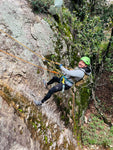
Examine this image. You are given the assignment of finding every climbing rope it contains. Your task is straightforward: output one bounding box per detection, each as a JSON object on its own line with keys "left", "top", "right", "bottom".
{"left": 71, "top": 86, "right": 76, "bottom": 134}
{"left": 0, "top": 29, "right": 60, "bottom": 65}
{"left": 0, "top": 29, "right": 63, "bottom": 75}
{"left": 0, "top": 29, "right": 71, "bottom": 76}
{"left": 0, "top": 29, "right": 71, "bottom": 73}
{"left": 0, "top": 49, "right": 60, "bottom": 74}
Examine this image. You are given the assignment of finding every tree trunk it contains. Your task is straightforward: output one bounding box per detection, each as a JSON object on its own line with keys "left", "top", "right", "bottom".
{"left": 96, "top": 28, "right": 113, "bottom": 73}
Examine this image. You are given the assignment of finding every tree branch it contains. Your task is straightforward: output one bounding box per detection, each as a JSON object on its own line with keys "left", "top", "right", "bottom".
{"left": 96, "top": 28, "right": 113, "bottom": 73}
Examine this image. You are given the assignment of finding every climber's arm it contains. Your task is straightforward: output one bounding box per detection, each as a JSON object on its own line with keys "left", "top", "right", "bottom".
{"left": 60, "top": 65, "right": 84, "bottom": 78}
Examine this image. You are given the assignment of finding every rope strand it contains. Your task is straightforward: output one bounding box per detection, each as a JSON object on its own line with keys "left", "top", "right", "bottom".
{"left": 0, "top": 49, "right": 60, "bottom": 74}
{"left": 0, "top": 29, "right": 60, "bottom": 65}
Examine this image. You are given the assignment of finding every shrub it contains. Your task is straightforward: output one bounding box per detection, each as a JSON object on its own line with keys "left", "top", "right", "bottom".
{"left": 29, "top": 0, "right": 54, "bottom": 13}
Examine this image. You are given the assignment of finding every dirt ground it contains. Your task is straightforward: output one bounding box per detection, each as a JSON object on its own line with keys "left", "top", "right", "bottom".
{"left": 86, "top": 71, "right": 113, "bottom": 124}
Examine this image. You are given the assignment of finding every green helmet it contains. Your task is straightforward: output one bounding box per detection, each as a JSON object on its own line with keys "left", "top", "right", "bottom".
{"left": 81, "top": 56, "right": 90, "bottom": 66}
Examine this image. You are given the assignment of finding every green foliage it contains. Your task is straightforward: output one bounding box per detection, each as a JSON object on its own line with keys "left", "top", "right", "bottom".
{"left": 28, "top": 0, "right": 54, "bottom": 13}
{"left": 48, "top": 6, "right": 106, "bottom": 70}
{"left": 101, "top": 4, "right": 113, "bottom": 28}
{"left": 18, "top": 108, "right": 23, "bottom": 112}
{"left": 76, "top": 16, "right": 105, "bottom": 54}
{"left": 110, "top": 126, "right": 113, "bottom": 134}
{"left": 37, "top": 69, "right": 40, "bottom": 74}
{"left": 87, "top": 0, "right": 113, "bottom": 27}
{"left": 80, "top": 87, "right": 91, "bottom": 110}
{"left": 81, "top": 115, "right": 113, "bottom": 147}
{"left": 105, "top": 40, "right": 113, "bottom": 73}
{"left": 44, "top": 135, "right": 48, "bottom": 144}
{"left": 88, "top": 0, "right": 108, "bottom": 14}
{"left": 32, "top": 122, "right": 37, "bottom": 130}
{"left": 105, "top": 57, "right": 113, "bottom": 72}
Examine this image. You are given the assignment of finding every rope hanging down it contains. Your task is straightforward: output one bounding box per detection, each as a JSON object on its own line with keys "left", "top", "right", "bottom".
{"left": 0, "top": 49, "right": 60, "bottom": 74}
{"left": 0, "top": 29, "right": 60, "bottom": 65}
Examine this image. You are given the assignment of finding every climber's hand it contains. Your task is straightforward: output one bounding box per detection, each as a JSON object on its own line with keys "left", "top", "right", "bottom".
{"left": 55, "top": 62, "right": 61, "bottom": 69}
{"left": 59, "top": 64, "right": 63, "bottom": 68}
{"left": 56, "top": 64, "right": 63, "bottom": 69}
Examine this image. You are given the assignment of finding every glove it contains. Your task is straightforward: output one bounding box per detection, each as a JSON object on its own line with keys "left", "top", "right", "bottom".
{"left": 59, "top": 64, "right": 63, "bottom": 68}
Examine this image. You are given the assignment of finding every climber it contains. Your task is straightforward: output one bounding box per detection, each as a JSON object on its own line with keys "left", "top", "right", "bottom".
{"left": 34, "top": 56, "right": 91, "bottom": 106}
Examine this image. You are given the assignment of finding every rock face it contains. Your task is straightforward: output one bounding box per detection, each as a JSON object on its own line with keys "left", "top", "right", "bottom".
{"left": 0, "top": 0, "right": 55, "bottom": 100}
{"left": 0, "top": 96, "right": 40, "bottom": 150}
{"left": 0, "top": 0, "right": 79, "bottom": 149}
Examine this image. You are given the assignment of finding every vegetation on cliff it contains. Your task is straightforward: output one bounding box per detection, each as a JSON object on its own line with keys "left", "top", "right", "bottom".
{"left": 28, "top": 0, "right": 113, "bottom": 148}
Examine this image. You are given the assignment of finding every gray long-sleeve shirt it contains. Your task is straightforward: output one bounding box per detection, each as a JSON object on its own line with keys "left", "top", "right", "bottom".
{"left": 60, "top": 66, "right": 90, "bottom": 87}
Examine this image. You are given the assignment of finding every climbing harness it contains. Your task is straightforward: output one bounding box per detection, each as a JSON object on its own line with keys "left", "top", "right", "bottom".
{"left": 60, "top": 76, "right": 73, "bottom": 93}
{"left": 60, "top": 76, "right": 66, "bottom": 92}
{"left": 60, "top": 74, "right": 89, "bottom": 92}
{"left": 61, "top": 77, "right": 65, "bottom": 93}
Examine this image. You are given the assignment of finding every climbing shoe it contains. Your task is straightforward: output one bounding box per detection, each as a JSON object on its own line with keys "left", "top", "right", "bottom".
{"left": 43, "top": 79, "right": 48, "bottom": 89}
{"left": 34, "top": 100, "right": 42, "bottom": 106}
